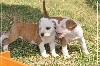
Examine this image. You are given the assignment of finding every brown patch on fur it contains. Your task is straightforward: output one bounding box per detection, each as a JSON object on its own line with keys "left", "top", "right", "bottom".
{"left": 60, "top": 37, "right": 69, "bottom": 47}
{"left": 66, "top": 19, "right": 77, "bottom": 30}
{"left": 3, "top": 19, "right": 42, "bottom": 45}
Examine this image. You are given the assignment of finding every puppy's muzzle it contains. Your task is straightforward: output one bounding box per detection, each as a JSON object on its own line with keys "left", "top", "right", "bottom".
{"left": 41, "top": 33, "right": 51, "bottom": 37}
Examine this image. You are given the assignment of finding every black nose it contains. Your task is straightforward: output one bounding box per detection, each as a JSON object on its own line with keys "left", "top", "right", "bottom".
{"left": 41, "top": 33, "right": 44, "bottom": 36}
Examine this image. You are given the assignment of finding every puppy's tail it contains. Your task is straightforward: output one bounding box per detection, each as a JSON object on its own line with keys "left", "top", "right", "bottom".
{"left": 43, "top": 0, "right": 49, "bottom": 18}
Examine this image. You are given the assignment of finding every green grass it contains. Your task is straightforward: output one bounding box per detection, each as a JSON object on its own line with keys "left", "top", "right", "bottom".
{"left": 1, "top": 0, "right": 100, "bottom": 66}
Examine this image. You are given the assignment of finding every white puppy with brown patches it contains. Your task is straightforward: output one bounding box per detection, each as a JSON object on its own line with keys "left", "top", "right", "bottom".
{"left": 55, "top": 18, "right": 89, "bottom": 58}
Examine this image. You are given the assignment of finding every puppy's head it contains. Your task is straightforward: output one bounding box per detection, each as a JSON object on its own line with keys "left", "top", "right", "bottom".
{"left": 39, "top": 17, "right": 56, "bottom": 37}
{"left": 55, "top": 19, "right": 77, "bottom": 34}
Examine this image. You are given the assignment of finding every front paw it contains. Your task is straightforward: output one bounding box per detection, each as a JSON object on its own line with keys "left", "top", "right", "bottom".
{"left": 42, "top": 53, "right": 50, "bottom": 58}
{"left": 3, "top": 45, "right": 8, "bottom": 51}
{"left": 52, "top": 53, "right": 59, "bottom": 57}
{"left": 83, "top": 50, "right": 90, "bottom": 55}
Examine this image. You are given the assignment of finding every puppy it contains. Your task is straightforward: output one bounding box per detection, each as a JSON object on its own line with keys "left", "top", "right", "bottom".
{"left": 42, "top": 0, "right": 89, "bottom": 58}
{"left": 39, "top": 17, "right": 59, "bottom": 57}
{"left": 55, "top": 18, "right": 89, "bottom": 58}
{"left": 1, "top": 16, "right": 58, "bottom": 57}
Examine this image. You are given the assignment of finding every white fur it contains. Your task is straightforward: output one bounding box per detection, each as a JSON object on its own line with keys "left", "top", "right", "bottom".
{"left": 0, "top": 34, "right": 9, "bottom": 44}
{"left": 49, "top": 42, "right": 59, "bottom": 57}
{"left": 62, "top": 45, "right": 71, "bottom": 59}
{"left": 0, "top": 35, "right": 9, "bottom": 42}
{"left": 0, "top": 34, "right": 9, "bottom": 51}
{"left": 56, "top": 18, "right": 89, "bottom": 58}
{"left": 78, "top": 37, "right": 89, "bottom": 55}
{"left": 3, "top": 44, "right": 8, "bottom": 51}
{"left": 39, "top": 17, "right": 56, "bottom": 37}
{"left": 39, "top": 42, "right": 49, "bottom": 58}
{"left": 39, "top": 17, "right": 58, "bottom": 57}
{"left": 44, "top": 33, "right": 50, "bottom": 36}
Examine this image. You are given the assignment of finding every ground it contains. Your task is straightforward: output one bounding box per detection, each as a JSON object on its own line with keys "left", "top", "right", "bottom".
{"left": 0, "top": 0, "right": 100, "bottom": 66}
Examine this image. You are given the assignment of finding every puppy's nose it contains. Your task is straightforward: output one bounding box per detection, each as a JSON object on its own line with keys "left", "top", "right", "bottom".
{"left": 41, "top": 33, "right": 44, "bottom": 36}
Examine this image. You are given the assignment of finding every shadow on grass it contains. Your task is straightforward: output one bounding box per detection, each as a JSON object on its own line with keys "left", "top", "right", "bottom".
{"left": 1, "top": 3, "right": 44, "bottom": 57}
{"left": 9, "top": 40, "right": 81, "bottom": 58}
{"left": 85, "top": 0, "right": 100, "bottom": 13}
{"left": 9, "top": 39, "right": 40, "bottom": 57}
{"left": 68, "top": 44, "right": 81, "bottom": 54}
{"left": 1, "top": 3, "right": 43, "bottom": 31}
{"left": 56, "top": 43, "right": 81, "bottom": 56}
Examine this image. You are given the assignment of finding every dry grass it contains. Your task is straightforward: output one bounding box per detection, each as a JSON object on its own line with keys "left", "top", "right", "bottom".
{"left": 0, "top": 0, "right": 100, "bottom": 66}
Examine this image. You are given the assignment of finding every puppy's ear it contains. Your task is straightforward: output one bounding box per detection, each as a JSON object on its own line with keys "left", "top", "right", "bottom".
{"left": 66, "top": 19, "right": 77, "bottom": 30}
{"left": 50, "top": 19, "right": 58, "bottom": 25}
{"left": 50, "top": 19, "right": 58, "bottom": 29}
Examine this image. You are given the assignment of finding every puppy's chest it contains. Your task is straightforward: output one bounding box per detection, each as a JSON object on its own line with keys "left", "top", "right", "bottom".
{"left": 42, "top": 34, "right": 55, "bottom": 43}
{"left": 65, "top": 31, "right": 79, "bottom": 40}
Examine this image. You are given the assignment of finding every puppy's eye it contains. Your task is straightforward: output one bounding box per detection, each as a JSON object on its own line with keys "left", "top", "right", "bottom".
{"left": 46, "top": 27, "right": 51, "bottom": 30}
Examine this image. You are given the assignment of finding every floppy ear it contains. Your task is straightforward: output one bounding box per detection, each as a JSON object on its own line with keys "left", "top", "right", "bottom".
{"left": 50, "top": 19, "right": 58, "bottom": 29}
{"left": 66, "top": 19, "right": 77, "bottom": 30}
{"left": 50, "top": 19, "right": 58, "bottom": 25}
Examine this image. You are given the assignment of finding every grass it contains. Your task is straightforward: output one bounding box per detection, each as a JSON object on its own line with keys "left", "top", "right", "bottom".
{"left": 0, "top": 0, "right": 100, "bottom": 66}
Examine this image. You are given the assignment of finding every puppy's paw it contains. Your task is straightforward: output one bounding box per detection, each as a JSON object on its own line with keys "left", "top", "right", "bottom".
{"left": 52, "top": 53, "right": 59, "bottom": 57}
{"left": 42, "top": 53, "right": 50, "bottom": 58}
{"left": 64, "top": 55, "right": 71, "bottom": 59}
{"left": 3, "top": 45, "right": 8, "bottom": 51}
{"left": 83, "top": 50, "right": 90, "bottom": 56}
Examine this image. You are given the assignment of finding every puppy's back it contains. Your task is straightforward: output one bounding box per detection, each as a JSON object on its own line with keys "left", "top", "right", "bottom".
{"left": 17, "top": 23, "right": 42, "bottom": 43}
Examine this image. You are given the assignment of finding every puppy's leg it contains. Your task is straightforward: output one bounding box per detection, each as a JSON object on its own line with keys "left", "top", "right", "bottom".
{"left": 49, "top": 41, "right": 59, "bottom": 57}
{"left": 39, "top": 42, "right": 49, "bottom": 58}
{"left": 3, "top": 33, "right": 18, "bottom": 51}
{"left": 0, "top": 34, "right": 9, "bottom": 50}
{"left": 78, "top": 37, "right": 89, "bottom": 55}
{"left": 62, "top": 45, "right": 71, "bottom": 59}
{"left": 60, "top": 37, "right": 71, "bottom": 59}
{"left": 0, "top": 34, "right": 9, "bottom": 43}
